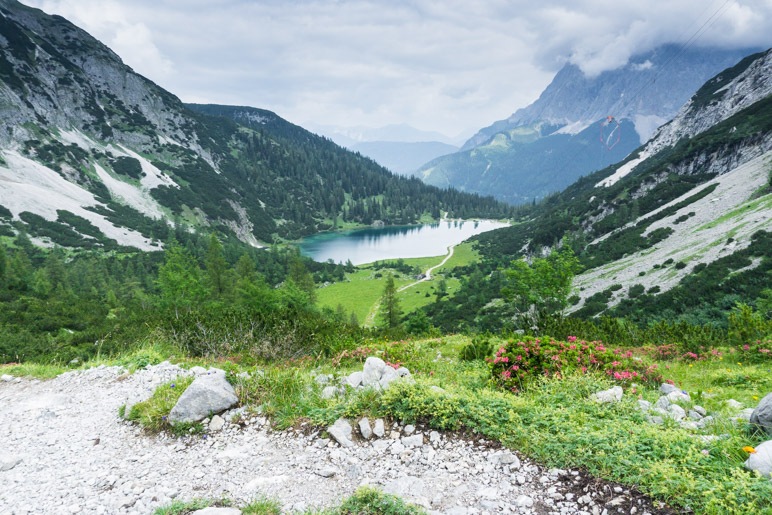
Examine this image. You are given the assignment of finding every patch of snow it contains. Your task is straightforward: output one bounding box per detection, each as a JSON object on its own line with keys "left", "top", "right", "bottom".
{"left": 596, "top": 149, "right": 652, "bottom": 187}
{"left": 92, "top": 163, "right": 165, "bottom": 219}
{"left": 554, "top": 121, "right": 590, "bottom": 135}
{"left": 0, "top": 150, "right": 160, "bottom": 251}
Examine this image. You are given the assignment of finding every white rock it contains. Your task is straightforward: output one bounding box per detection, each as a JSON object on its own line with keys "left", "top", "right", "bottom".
{"left": 208, "top": 415, "right": 225, "bottom": 432}
{"left": 359, "top": 417, "right": 373, "bottom": 439}
{"left": 327, "top": 418, "right": 354, "bottom": 448}
{"left": 592, "top": 386, "right": 623, "bottom": 403}
{"left": 373, "top": 418, "right": 385, "bottom": 438}
{"left": 745, "top": 440, "right": 772, "bottom": 476}
{"left": 402, "top": 434, "right": 423, "bottom": 448}
{"left": 666, "top": 390, "right": 690, "bottom": 403}
{"left": 1, "top": 374, "right": 14, "bottom": 382}
{"left": 725, "top": 399, "right": 743, "bottom": 410}
{"left": 0, "top": 454, "right": 22, "bottom": 471}
{"left": 660, "top": 383, "right": 679, "bottom": 395}
{"left": 346, "top": 371, "right": 363, "bottom": 388}
{"left": 515, "top": 495, "right": 534, "bottom": 507}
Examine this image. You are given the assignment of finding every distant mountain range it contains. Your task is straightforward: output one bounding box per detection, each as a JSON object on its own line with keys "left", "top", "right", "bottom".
{"left": 307, "top": 122, "right": 463, "bottom": 175}
{"left": 0, "top": 0, "right": 509, "bottom": 252}
{"left": 423, "top": 48, "right": 772, "bottom": 332}
{"left": 416, "top": 45, "right": 761, "bottom": 205}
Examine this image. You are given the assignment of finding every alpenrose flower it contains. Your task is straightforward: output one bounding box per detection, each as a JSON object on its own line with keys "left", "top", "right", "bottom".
{"left": 488, "top": 336, "right": 662, "bottom": 392}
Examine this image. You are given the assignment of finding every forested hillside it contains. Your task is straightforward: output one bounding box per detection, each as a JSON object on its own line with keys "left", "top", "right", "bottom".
{"left": 0, "top": 0, "right": 511, "bottom": 253}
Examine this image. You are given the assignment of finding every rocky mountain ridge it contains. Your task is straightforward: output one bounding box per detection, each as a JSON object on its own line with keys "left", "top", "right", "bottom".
{"left": 0, "top": 0, "right": 509, "bottom": 252}
{"left": 416, "top": 45, "right": 760, "bottom": 205}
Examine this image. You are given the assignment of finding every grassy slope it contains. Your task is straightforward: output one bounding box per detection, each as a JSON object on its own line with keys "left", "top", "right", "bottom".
{"left": 316, "top": 242, "right": 479, "bottom": 326}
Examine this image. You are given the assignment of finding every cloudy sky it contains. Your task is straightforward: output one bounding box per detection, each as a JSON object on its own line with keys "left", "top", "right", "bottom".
{"left": 21, "top": 0, "right": 772, "bottom": 139}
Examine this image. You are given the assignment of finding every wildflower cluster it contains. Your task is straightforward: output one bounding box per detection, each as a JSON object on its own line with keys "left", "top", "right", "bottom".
{"left": 488, "top": 336, "right": 661, "bottom": 392}
{"left": 737, "top": 339, "right": 772, "bottom": 363}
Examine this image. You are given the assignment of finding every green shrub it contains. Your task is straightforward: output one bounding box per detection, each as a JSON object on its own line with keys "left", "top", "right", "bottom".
{"left": 459, "top": 335, "right": 493, "bottom": 361}
{"left": 488, "top": 336, "right": 661, "bottom": 392}
{"left": 335, "top": 486, "right": 425, "bottom": 515}
{"left": 126, "top": 376, "right": 198, "bottom": 433}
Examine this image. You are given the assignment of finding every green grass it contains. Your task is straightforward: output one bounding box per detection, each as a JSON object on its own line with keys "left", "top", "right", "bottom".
{"left": 79, "top": 330, "right": 772, "bottom": 514}
{"left": 153, "top": 488, "right": 419, "bottom": 515}
{"left": 317, "top": 243, "right": 481, "bottom": 327}
{"left": 696, "top": 194, "right": 772, "bottom": 232}
{"left": 0, "top": 362, "right": 66, "bottom": 379}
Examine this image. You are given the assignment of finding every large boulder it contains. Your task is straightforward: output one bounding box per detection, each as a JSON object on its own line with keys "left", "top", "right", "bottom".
{"left": 168, "top": 371, "right": 239, "bottom": 424}
{"left": 750, "top": 393, "right": 772, "bottom": 436}
{"left": 745, "top": 440, "right": 772, "bottom": 476}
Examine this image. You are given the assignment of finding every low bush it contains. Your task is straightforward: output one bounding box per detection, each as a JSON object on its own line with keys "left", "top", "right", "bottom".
{"left": 488, "top": 336, "right": 661, "bottom": 392}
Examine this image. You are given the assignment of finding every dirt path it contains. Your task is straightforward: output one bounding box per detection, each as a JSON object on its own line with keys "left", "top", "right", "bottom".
{"left": 364, "top": 245, "right": 455, "bottom": 327}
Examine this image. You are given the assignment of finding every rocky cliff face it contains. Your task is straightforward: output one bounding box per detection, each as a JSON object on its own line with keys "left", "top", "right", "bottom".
{"left": 0, "top": 0, "right": 197, "bottom": 151}
{"left": 464, "top": 45, "right": 758, "bottom": 150}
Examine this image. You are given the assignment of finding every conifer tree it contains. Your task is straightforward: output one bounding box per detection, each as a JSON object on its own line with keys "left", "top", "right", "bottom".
{"left": 379, "top": 273, "right": 402, "bottom": 329}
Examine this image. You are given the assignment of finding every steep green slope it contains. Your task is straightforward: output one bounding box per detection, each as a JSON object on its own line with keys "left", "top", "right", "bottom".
{"left": 418, "top": 119, "right": 639, "bottom": 204}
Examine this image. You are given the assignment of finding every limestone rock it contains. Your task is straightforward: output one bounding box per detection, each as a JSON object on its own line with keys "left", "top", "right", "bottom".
{"left": 750, "top": 392, "right": 772, "bottom": 435}
{"left": 592, "top": 386, "right": 623, "bottom": 403}
{"left": 168, "top": 372, "right": 239, "bottom": 424}
{"left": 362, "top": 357, "right": 387, "bottom": 387}
{"left": 725, "top": 399, "right": 743, "bottom": 410}
{"left": 1, "top": 374, "right": 14, "bottom": 382}
{"left": 346, "top": 371, "right": 363, "bottom": 388}
{"left": 373, "top": 418, "right": 385, "bottom": 438}
{"left": 666, "top": 390, "right": 690, "bottom": 403}
{"left": 667, "top": 404, "right": 686, "bottom": 421}
{"left": 208, "top": 414, "right": 225, "bottom": 432}
{"left": 0, "top": 454, "right": 22, "bottom": 471}
{"left": 321, "top": 386, "right": 338, "bottom": 399}
{"left": 660, "top": 383, "right": 679, "bottom": 395}
{"left": 402, "top": 434, "right": 423, "bottom": 448}
{"left": 359, "top": 417, "right": 373, "bottom": 439}
{"left": 328, "top": 418, "right": 354, "bottom": 448}
{"left": 745, "top": 440, "right": 772, "bottom": 476}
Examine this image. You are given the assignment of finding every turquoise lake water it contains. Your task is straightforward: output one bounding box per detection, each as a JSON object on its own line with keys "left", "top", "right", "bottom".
{"left": 298, "top": 220, "right": 508, "bottom": 265}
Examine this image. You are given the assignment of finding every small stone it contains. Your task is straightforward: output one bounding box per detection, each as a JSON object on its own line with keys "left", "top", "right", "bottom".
{"left": 738, "top": 408, "right": 755, "bottom": 422}
{"left": 725, "top": 399, "right": 743, "bottom": 410}
{"left": 667, "top": 404, "right": 686, "bottom": 420}
{"left": 637, "top": 400, "right": 652, "bottom": 411}
{"left": 592, "top": 386, "right": 623, "bottom": 403}
{"left": 402, "top": 434, "right": 423, "bottom": 448}
{"left": 373, "top": 419, "right": 385, "bottom": 438}
{"left": 515, "top": 495, "right": 533, "bottom": 508}
{"left": 359, "top": 418, "right": 373, "bottom": 439}
{"left": 208, "top": 415, "right": 225, "bottom": 432}
{"left": 660, "top": 383, "right": 679, "bottom": 394}
{"left": 346, "top": 372, "right": 363, "bottom": 388}
{"left": 693, "top": 405, "right": 707, "bottom": 417}
{"left": 688, "top": 410, "right": 703, "bottom": 421}
{"left": 321, "top": 386, "right": 338, "bottom": 399}
{"left": 1, "top": 374, "right": 13, "bottom": 382}
{"left": 0, "top": 455, "right": 22, "bottom": 471}
{"left": 745, "top": 440, "right": 772, "bottom": 476}
{"left": 429, "top": 431, "right": 441, "bottom": 444}
{"left": 314, "top": 467, "right": 337, "bottom": 478}
{"left": 667, "top": 390, "right": 690, "bottom": 403}
{"left": 404, "top": 424, "right": 416, "bottom": 435}
{"left": 327, "top": 418, "right": 354, "bottom": 448}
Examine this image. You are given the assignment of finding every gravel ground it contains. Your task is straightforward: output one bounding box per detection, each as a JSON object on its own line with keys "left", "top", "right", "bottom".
{"left": 0, "top": 365, "right": 675, "bottom": 515}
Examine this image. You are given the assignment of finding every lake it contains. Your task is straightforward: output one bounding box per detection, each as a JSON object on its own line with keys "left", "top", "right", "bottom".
{"left": 298, "top": 219, "right": 508, "bottom": 265}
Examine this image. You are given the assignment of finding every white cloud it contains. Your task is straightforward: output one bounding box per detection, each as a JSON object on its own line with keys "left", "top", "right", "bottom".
{"left": 18, "top": 0, "right": 772, "bottom": 136}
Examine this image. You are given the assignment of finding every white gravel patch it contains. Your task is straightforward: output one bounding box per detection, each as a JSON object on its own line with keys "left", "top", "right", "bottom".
{"left": 0, "top": 150, "right": 159, "bottom": 251}
{"left": 0, "top": 366, "right": 652, "bottom": 515}
{"left": 575, "top": 150, "right": 771, "bottom": 309}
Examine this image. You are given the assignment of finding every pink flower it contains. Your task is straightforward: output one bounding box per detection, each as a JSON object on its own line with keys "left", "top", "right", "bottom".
{"left": 567, "top": 336, "right": 577, "bottom": 343}
{"left": 743, "top": 344, "right": 750, "bottom": 351}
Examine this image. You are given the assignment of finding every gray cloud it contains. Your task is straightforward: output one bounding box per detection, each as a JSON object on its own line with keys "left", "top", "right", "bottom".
{"left": 21, "top": 0, "right": 772, "bottom": 136}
